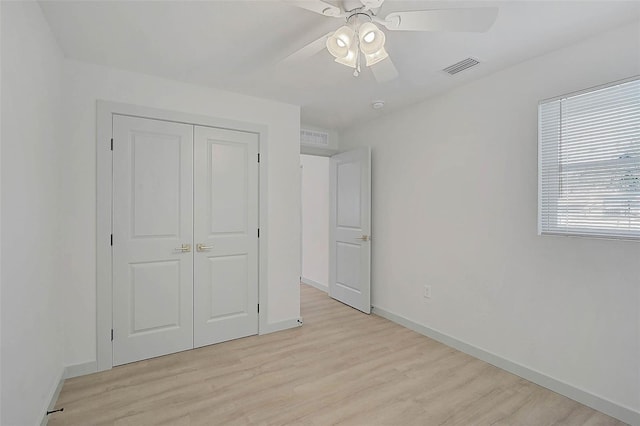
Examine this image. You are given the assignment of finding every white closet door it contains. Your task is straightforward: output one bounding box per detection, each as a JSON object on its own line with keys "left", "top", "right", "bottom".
{"left": 193, "top": 126, "right": 259, "bottom": 348}
{"left": 112, "top": 115, "right": 194, "bottom": 366}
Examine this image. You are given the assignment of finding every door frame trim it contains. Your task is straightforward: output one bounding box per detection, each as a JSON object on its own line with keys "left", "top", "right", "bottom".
{"left": 96, "top": 100, "right": 269, "bottom": 371}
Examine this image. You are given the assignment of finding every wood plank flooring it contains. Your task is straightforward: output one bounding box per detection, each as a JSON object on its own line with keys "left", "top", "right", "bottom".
{"left": 49, "top": 284, "right": 624, "bottom": 425}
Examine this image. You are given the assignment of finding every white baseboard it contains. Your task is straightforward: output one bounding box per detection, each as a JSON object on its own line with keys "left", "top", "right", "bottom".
{"left": 301, "top": 277, "right": 328, "bottom": 292}
{"left": 40, "top": 369, "right": 65, "bottom": 426}
{"left": 372, "top": 306, "right": 640, "bottom": 426}
{"left": 260, "top": 317, "right": 303, "bottom": 334}
{"left": 65, "top": 361, "right": 98, "bottom": 379}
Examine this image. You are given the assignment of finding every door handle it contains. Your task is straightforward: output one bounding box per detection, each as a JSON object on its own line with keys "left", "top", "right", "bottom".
{"left": 356, "top": 235, "right": 370, "bottom": 242}
{"left": 175, "top": 244, "right": 191, "bottom": 252}
{"left": 196, "top": 243, "right": 214, "bottom": 252}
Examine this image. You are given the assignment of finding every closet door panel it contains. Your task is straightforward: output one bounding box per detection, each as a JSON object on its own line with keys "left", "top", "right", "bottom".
{"left": 112, "top": 115, "right": 194, "bottom": 366}
{"left": 193, "top": 126, "right": 259, "bottom": 347}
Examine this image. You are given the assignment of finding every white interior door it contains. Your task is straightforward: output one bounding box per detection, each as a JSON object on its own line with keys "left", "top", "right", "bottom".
{"left": 193, "top": 126, "right": 259, "bottom": 348}
{"left": 112, "top": 115, "right": 194, "bottom": 366}
{"left": 329, "top": 147, "right": 371, "bottom": 313}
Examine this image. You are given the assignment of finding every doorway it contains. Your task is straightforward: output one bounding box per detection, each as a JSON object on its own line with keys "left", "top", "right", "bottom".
{"left": 111, "top": 115, "right": 259, "bottom": 366}
{"left": 300, "top": 154, "right": 330, "bottom": 292}
{"left": 96, "top": 101, "right": 270, "bottom": 371}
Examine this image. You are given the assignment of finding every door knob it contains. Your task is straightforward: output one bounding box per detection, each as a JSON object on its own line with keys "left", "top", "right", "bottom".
{"left": 356, "top": 235, "right": 370, "bottom": 242}
{"left": 175, "top": 244, "right": 191, "bottom": 252}
{"left": 196, "top": 243, "right": 214, "bottom": 252}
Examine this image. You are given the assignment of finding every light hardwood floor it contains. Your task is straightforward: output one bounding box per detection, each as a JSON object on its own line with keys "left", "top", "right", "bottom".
{"left": 50, "top": 284, "right": 624, "bottom": 425}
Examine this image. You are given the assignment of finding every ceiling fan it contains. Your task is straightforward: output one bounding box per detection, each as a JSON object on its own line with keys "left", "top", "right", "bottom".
{"left": 282, "top": 0, "right": 499, "bottom": 82}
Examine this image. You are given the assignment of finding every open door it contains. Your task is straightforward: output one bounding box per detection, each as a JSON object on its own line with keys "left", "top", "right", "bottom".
{"left": 329, "top": 147, "right": 371, "bottom": 313}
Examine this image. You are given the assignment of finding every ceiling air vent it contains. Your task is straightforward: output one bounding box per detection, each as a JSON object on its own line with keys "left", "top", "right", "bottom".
{"left": 300, "top": 129, "right": 329, "bottom": 146}
{"left": 443, "top": 58, "right": 480, "bottom": 75}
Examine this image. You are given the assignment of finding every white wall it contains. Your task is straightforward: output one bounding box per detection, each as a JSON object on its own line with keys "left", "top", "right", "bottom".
{"left": 1, "top": 2, "right": 66, "bottom": 424}
{"left": 301, "top": 155, "right": 330, "bottom": 290}
{"left": 341, "top": 22, "right": 640, "bottom": 416}
{"left": 60, "top": 60, "right": 301, "bottom": 367}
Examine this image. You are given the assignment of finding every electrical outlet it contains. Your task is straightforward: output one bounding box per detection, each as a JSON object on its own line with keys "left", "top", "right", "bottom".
{"left": 423, "top": 285, "right": 431, "bottom": 299}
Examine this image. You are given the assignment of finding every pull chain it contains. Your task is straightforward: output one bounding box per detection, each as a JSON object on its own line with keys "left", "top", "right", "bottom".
{"left": 353, "top": 16, "right": 361, "bottom": 77}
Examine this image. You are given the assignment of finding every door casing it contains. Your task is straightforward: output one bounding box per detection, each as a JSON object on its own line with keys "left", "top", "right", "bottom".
{"left": 97, "top": 101, "right": 269, "bottom": 372}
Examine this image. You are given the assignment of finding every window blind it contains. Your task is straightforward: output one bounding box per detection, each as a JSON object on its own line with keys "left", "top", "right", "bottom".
{"left": 538, "top": 77, "right": 640, "bottom": 239}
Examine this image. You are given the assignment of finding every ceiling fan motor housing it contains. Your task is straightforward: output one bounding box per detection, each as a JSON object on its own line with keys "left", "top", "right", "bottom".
{"left": 343, "top": 0, "right": 382, "bottom": 13}
{"left": 359, "top": 0, "right": 385, "bottom": 10}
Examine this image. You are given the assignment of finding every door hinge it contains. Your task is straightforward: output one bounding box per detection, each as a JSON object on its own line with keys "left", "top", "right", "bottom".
{"left": 257, "top": 153, "right": 260, "bottom": 163}
{"left": 111, "top": 329, "right": 114, "bottom": 341}
{"left": 110, "top": 138, "right": 113, "bottom": 151}
{"left": 257, "top": 228, "right": 260, "bottom": 238}
{"left": 257, "top": 304, "right": 260, "bottom": 313}
{"left": 110, "top": 234, "right": 113, "bottom": 246}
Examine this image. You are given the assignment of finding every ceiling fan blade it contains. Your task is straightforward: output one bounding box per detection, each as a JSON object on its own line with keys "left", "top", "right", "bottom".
{"left": 371, "top": 56, "right": 398, "bottom": 83}
{"left": 281, "top": 32, "right": 333, "bottom": 64}
{"left": 380, "top": 8, "right": 499, "bottom": 32}
{"left": 282, "top": 0, "right": 343, "bottom": 17}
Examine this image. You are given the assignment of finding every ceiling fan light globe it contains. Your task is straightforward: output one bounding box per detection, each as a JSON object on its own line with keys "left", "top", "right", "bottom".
{"left": 335, "top": 57, "right": 357, "bottom": 68}
{"left": 335, "top": 45, "right": 358, "bottom": 68}
{"left": 335, "top": 25, "right": 355, "bottom": 45}
{"left": 327, "top": 26, "right": 355, "bottom": 58}
{"left": 358, "top": 22, "right": 385, "bottom": 55}
{"left": 364, "top": 46, "right": 388, "bottom": 66}
{"left": 327, "top": 38, "right": 347, "bottom": 58}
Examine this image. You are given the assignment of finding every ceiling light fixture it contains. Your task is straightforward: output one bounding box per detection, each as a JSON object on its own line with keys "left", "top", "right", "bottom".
{"left": 326, "top": 12, "right": 388, "bottom": 77}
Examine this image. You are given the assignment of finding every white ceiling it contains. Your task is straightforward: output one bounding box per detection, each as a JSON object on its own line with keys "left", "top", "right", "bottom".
{"left": 39, "top": 0, "right": 640, "bottom": 130}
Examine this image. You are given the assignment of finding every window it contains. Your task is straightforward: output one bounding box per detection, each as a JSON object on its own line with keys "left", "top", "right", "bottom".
{"left": 538, "top": 77, "right": 640, "bottom": 240}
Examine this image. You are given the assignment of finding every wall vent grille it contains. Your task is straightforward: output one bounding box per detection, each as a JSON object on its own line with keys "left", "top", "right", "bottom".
{"left": 300, "top": 129, "right": 329, "bottom": 146}
{"left": 443, "top": 58, "right": 480, "bottom": 75}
